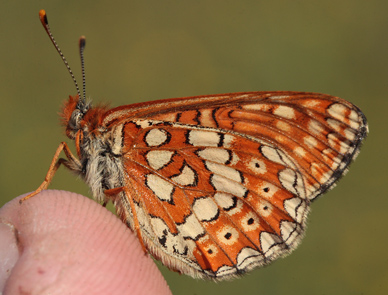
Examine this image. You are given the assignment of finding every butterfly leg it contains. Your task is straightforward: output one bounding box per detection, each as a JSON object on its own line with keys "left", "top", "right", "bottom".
{"left": 20, "top": 142, "right": 81, "bottom": 204}
{"left": 104, "top": 187, "right": 148, "bottom": 254}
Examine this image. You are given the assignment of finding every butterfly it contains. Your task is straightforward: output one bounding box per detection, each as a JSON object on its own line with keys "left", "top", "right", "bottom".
{"left": 24, "top": 10, "right": 368, "bottom": 280}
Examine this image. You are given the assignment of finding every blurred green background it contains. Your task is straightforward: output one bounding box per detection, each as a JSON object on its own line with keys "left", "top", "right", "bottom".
{"left": 1, "top": 1, "right": 387, "bottom": 294}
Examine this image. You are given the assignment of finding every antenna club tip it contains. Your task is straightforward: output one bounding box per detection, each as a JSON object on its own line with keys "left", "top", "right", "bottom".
{"left": 79, "top": 36, "right": 86, "bottom": 44}
{"left": 39, "top": 9, "right": 48, "bottom": 25}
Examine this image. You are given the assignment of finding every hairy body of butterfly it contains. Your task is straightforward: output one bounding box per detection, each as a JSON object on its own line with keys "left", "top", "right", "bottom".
{"left": 46, "top": 91, "right": 366, "bottom": 280}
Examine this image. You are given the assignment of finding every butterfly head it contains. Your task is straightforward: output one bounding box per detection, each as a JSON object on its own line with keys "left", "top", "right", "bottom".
{"left": 61, "top": 95, "right": 109, "bottom": 140}
{"left": 61, "top": 95, "right": 90, "bottom": 139}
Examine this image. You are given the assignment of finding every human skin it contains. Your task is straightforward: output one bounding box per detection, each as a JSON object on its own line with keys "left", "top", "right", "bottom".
{"left": 0, "top": 190, "right": 172, "bottom": 295}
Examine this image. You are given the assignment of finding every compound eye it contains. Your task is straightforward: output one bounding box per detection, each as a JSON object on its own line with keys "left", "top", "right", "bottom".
{"left": 69, "top": 109, "right": 83, "bottom": 130}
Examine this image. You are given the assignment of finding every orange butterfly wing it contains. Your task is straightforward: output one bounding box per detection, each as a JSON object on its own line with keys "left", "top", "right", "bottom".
{"left": 103, "top": 92, "right": 367, "bottom": 279}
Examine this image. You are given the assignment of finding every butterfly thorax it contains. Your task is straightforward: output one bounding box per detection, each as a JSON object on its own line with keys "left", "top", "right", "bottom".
{"left": 61, "top": 95, "right": 125, "bottom": 204}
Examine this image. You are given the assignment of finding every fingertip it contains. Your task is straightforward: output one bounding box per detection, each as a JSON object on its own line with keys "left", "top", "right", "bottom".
{"left": 0, "top": 190, "right": 172, "bottom": 295}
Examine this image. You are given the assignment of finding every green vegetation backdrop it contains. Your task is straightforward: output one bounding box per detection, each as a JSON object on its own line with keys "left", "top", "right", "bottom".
{"left": 1, "top": 1, "right": 386, "bottom": 294}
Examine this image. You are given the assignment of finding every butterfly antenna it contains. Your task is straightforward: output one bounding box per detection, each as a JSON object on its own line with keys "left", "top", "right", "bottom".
{"left": 38, "top": 10, "right": 82, "bottom": 99}
{"left": 79, "top": 36, "right": 86, "bottom": 102}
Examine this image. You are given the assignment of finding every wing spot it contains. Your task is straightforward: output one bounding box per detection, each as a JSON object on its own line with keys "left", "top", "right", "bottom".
{"left": 273, "top": 105, "right": 296, "bottom": 119}
{"left": 146, "top": 150, "right": 174, "bottom": 170}
{"left": 171, "top": 164, "right": 197, "bottom": 186}
{"left": 304, "top": 136, "right": 318, "bottom": 148}
{"left": 243, "top": 103, "right": 271, "bottom": 111}
{"left": 240, "top": 212, "right": 260, "bottom": 232}
{"left": 236, "top": 247, "right": 264, "bottom": 270}
{"left": 260, "top": 145, "right": 296, "bottom": 169}
{"left": 294, "top": 147, "right": 307, "bottom": 157}
{"left": 188, "top": 130, "right": 221, "bottom": 146}
{"left": 284, "top": 197, "right": 307, "bottom": 223}
{"left": 214, "top": 193, "right": 237, "bottom": 210}
{"left": 197, "top": 148, "right": 230, "bottom": 164}
{"left": 223, "top": 134, "right": 235, "bottom": 148}
{"left": 260, "top": 232, "right": 283, "bottom": 254}
{"left": 144, "top": 128, "right": 170, "bottom": 147}
{"left": 217, "top": 226, "right": 239, "bottom": 245}
{"left": 308, "top": 119, "right": 325, "bottom": 135}
{"left": 328, "top": 133, "right": 349, "bottom": 153}
{"left": 327, "top": 118, "right": 342, "bottom": 133}
{"left": 146, "top": 174, "right": 174, "bottom": 203}
{"left": 192, "top": 197, "right": 219, "bottom": 222}
{"left": 278, "top": 168, "right": 305, "bottom": 198}
{"left": 327, "top": 103, "right": 347, "bottom": 121}
{"left": 256, "top": 200, "right": 273, "bottom": 217}
{"left": 276, "top": 120, "right": 291, "bottom": 131}
{"left": 177, "top": 214, "right": 205, "bottom": 240}
{"left": 211, "top": 175, "right": 247, "bottom": 198}
{"left": 206, "top": 161, "right": 242, "bottom": 183}
{"left": 248, "top": 158, "right": 267, "bottom": 174}
{"left": 227, "top": 199, "right": 244, "bottom": 215}
{"left": 256, "top": 182, "right": 278, "bottom": 199}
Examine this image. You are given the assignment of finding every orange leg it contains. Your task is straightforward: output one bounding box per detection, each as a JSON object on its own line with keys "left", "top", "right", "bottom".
{"left": 105, "top": 187, "right": 148, "bottom": 254}
{"left": 20, "top": 142, "right": 80, "bottom": 204}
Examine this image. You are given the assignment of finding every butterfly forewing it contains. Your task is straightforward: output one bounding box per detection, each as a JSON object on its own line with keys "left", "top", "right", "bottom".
{"left": 107, "top": 92, "right": 367, "bottom": 279}
{"left": 137, "top": 92, "right": 367, "bottom": 200}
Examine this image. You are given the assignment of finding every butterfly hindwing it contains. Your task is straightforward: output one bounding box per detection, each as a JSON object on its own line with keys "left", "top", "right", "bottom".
{"left": 105, "top": 92, "right": 367, "bottom": 279}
